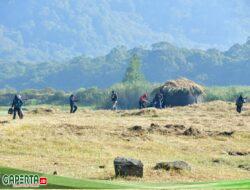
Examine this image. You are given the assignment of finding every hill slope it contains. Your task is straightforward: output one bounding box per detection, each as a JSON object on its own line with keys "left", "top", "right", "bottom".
{"left": 0, "top": 0, "right": 250, "bottom": 62}
{"left": 1, "top": 39, "right": 250, "bottom": 90}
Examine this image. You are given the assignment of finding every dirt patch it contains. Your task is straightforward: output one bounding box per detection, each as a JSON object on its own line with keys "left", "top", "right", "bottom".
{"left": 228, "top": 151, "right": 250, "bottom": 156}
{"left": 56, "top": 123, "right": 93, "bottom": 136}
{"left": 147, "top": 123, "right": 190, "bottom": 136}
{"left": 30, "top": 107, "right": 57, "bottom": 114}
{"left": 205, "top": 130, "right": 235, "bottom": 137}
{"left": 183, "top": 127, "right": 201, "bottom": 136}
{"left": 127, "top": 125, "right": 147, "bottom": 138}
{"left": 148, "top": 123, "right": 201, "bottom": 136}
{"left": 154, "top": 161, "right": 191, "bottom": 172}
{"left": 128, "top": 125, "right": 144, "bottom": 132}
{"left": 148, "top": 123, "right": 161, "bottom": 132}
{"left": 0, "top": 120, "right": 9, "bottom": 125}
{"left": 120, "top": 131, "right": 150, "bottom": 141}
{"left": 148, "top": 123, "right": 173, "bottom": 135}
{"left": 164, "top": 124, "right": 185, "bottom": 130}
{"left": 122, "top": 108, "right": 158, "bottom": 117}
{"left": 135, "top": 109, "right": 157, "bottom": 116}
{"left": 115, "top": 125, "right": 150, "bottom": 141}
{"left": 211, "top": 158, "right": 231, "bottom": 165}
{"left": 212, "top": 159, "right": 223, "bottom": 163}
{"left": 58, "top": 123, "right": 92, "bottom": 130}
{"left": 238, "top": 164, "right": 250, "bottom": 171}
{"left": 125, "top": 123, "right": 236, "bottom": 140}
{"left": 217, "top": 131, "right": 234, "bottom": 136}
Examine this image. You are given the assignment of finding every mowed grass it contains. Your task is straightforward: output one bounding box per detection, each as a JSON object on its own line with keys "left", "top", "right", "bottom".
{"left": 0, "top": 101, "right": 249, "bottom": 184}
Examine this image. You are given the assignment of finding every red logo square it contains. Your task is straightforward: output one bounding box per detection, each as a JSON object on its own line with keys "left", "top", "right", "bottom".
{"left": 39, "top": 177, "right": 47, "bottom": 185}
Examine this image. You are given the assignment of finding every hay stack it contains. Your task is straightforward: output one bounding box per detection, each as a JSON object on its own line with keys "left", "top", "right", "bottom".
{"left": 153, "top": 78, "right": 204, "bottom": 106}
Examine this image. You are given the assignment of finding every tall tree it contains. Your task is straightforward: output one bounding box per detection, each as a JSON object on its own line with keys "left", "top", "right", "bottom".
{"left": 123, "top": 55, "right": 145, "bottom": 83}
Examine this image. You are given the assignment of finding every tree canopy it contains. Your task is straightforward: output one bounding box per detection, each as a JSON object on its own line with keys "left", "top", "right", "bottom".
{"left": 123, "top": 55, "right": 145, "bottom": 84}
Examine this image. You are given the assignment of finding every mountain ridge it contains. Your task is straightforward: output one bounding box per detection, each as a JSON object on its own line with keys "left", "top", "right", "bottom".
{"left": 0, "top": 39, "right": 250, "bottom": 90}
{"left": 1, "top": 0, "right": 250, "bottom": 62}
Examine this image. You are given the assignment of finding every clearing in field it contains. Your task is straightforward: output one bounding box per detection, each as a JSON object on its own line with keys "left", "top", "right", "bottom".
{"left": 0, "top": 101, "right": 249, "bottom": 185}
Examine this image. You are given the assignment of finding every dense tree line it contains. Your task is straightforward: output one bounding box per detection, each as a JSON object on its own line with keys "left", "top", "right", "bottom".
{"left": 1, "top": 85, "right": 250, "bottom": 109}
{"left": 0, "top": 39, "right": 250, "bottom": 90}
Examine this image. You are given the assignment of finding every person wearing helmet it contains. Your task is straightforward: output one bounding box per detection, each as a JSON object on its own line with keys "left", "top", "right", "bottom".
{"left": 139, "top": 93, "right": 148, "bottom": 109}
{"left": 11, "top": 94, "right": 24, "bottom": 119}
{"left": 69, "top": 94, "right": 78, "bottom": 113}
{"left": 111, "top": 90, "right": 118, "bottom": 110}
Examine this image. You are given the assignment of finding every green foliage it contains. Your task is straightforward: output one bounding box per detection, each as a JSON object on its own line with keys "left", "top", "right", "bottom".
{"left": 46, "top": 91, "right": 68, "bottom": 105}
{"left": 76, "top": 87, "right": 108, "bottom": 107}
{"left": 122, "top": 55, "right": 145, "bottom": 84}
{"left": 204, "top": 86, "right": 250, "bottom": 101}
{"left": 1, "top": 39, "right": 250, "bottom": 90}
{"left": 0, "top": 85, "right": 250, "bottom": 108}
{"left": 104, "top": 82, "right": 154, "bottom": 109}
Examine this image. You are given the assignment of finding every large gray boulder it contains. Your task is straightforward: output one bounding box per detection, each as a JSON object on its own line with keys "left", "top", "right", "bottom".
{"left": 114, "top": 157, "right": 143, "bottom": 177}
{"left": 154, "top": 161, "right": 191, "bottom": 171}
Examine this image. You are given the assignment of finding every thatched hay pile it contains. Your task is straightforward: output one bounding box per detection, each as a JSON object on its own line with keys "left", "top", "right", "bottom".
{"left": 154, "top": 78, "right": 205, "bottom": 106}
{"left": 161, "top": 78, "right": 204, "bottom": 95}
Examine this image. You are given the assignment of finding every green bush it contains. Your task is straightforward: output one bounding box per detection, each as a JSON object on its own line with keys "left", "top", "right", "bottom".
{"left": 0, "top": 85, "right": 249, "bottom": 108}
{"left": 204, "top": 86, "right": 250, "bottom": 101}
{"left": 103, "top": 82, "right": 155, "bottom": 109}
{"left": 76, "top": 87, "right": 107, "bottom": 107}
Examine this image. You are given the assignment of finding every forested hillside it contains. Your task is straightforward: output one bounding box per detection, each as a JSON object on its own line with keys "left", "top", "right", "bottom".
{"left": 0, "top": 0, "right": 250, "bottom": 62}
{"left": 0, "top": 39, "right": 250, "bottom": 90}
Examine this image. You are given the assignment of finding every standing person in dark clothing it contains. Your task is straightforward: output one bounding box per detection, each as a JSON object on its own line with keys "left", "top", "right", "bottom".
{"left": 153, "top": 92, "right": 163, "bottom": 109}
{"left": 111, "top": 90, "right": 118, "bottom": 110}
{"left": 11, "top": 94, "right": 24, "bottom": 119}
{"left": 160, "top": 89, "right": 166, "bottom": 108}
{"left": 236, "top": 95, "right": 247, "bottom": 113}
{"left": 69, "top": 94, "right": 78, "bottom": 113}
{"left": 139, "top": 93, "right": 148, "bottom": 109}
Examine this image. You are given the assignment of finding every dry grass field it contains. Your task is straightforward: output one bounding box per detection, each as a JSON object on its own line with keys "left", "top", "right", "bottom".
{"left": 0, "top": 101, "right": 249, "bottom": 183}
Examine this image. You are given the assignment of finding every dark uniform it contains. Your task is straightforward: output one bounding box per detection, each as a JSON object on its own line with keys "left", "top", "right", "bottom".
{"left": 236, "top": 95, "right": 246, "bottom": 113}
{"left": 69, "top": 94, "right": 78, "bottom": 113}
{"left": 12, "top": 95, "right": 23, "bottom": 119}
{"left": 153, "top": 92, "right": 163, "bottom": 109}
{"left": 111, "top": 91, "right": 118, "bottom": 110}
